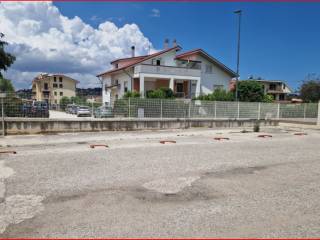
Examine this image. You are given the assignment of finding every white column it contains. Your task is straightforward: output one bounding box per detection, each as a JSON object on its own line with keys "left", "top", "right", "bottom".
{"left": 195, "top": 78, "right": 201, "bottom": 97}
{"left": 169, "top": 77, "right": 174, "bottom": 91}
{"left": 139, "top": 74, "right": 144, "bottom": 98}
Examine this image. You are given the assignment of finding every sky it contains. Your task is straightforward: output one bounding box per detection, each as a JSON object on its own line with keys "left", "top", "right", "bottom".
{"left": 1, "top": 2, "right": 320, "bottom": 91}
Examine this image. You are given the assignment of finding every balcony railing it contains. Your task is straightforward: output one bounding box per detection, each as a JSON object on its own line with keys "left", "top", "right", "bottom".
{"left": 134, "top": 64, "right": 201, "bottom": 78}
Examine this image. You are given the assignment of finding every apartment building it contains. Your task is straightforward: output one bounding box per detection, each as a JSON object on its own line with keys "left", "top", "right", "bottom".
{"left": 32, "top": 74, "right": 78, "bottom": 105}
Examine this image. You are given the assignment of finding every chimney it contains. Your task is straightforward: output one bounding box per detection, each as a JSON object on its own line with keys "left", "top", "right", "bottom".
{"left": 173, "top": 39, "right": 177, "bottom": 47}
{"left": 164, "top": 38, "right": 169, "bottom": 49}
{"left": 131, "top": 46, "right": 135, "bottom": 57}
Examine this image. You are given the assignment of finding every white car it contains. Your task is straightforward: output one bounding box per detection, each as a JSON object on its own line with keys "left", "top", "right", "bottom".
{"left": 76, "top": 106, "right": 91, "bottom": 117}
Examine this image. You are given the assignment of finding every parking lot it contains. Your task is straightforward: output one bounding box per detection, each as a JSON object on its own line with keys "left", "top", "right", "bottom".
{"left": 0, "top": 127, "right": 320, "bottom": 237}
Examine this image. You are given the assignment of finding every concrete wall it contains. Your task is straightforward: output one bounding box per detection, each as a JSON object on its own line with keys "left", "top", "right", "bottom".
{"left": 2, "top": 118, "right": 278, "bottom": 135}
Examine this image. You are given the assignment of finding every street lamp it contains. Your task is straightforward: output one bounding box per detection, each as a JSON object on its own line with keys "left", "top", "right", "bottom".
{"left": 234, "top": 9, "right": 242, "bottom": 101}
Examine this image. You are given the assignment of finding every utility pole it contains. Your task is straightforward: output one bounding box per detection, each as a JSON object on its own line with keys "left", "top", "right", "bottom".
{"left": 234, "top": 10, "right": 242, "bottom": 101}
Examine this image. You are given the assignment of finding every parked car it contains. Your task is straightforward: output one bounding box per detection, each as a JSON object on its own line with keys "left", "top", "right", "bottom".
{"left": 77, "top": 106, "right": 91, "bottom": 117}
{"left": 66, "top": 104, "right": 78, "bottom": 114}
{"left": 94, "top": 106, "right": 113, "bottom": 118}
{"left": 22, "top": 101, "right": 49, "bottom": 118}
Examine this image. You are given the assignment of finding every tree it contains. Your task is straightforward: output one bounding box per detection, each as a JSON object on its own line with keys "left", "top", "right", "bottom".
{"left": 59, "top": 97, "right": 71, "bottom": 110}
{"left": 299, "top": 74, "right": 320, "bottom": 103}
{"left": 0, "top": 33, "right": 16, "bottom": 92}
{"left": 0, "top": 33, "right": 16, "bottom": 78}
{"left": 237, "top": 80, "right": 264, "bottom": 102}
{"left": 0, "top": 77, "right": 15, "bottom": 92}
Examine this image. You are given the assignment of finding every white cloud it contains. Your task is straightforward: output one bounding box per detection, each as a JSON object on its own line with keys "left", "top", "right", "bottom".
{"left": 150, "top": 8, "right": 160, "bottom": 18}
{"left": 0, "top": 2, "right": 154, "bottom": 89}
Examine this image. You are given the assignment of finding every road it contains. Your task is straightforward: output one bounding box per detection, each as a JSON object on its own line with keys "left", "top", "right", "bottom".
{"left": 0, "top": 127, "right": 320, "bottom": 238}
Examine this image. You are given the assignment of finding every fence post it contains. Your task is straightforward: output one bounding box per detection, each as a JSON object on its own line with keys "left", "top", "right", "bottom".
{"left": 1, "top": 97, "right": 4, "bottom": 137}
{"left": 237, "top": 101, "right": 240, "bottom": 119}
{"left": 160, "top": 99, "right": 163, "bottom": 119}
{"left": 214, "top": 101, "right": 217, "bottom": 119}
{"left": 303, "top": 103, "right": 306, "bottom": 120}
{"left": 317, "top": 101, "right": 320, "bottom": 126}
{"left": 258, "top": 102, "right": 261, "bottom": 120}
{"left": 128, "top": 98, "right": 131, "bottom": 118}
{"left": 277, "top": 103, "right": 280, "bottom": 119}
{"left": 188, "top": 101, "right": 191, "bottom": 118}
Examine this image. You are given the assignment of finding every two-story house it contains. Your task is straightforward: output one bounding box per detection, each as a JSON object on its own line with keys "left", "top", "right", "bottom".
{"left": 32, "top": 74, "right": 79, "bottom": 105}
{"left": 97, "top": 43, "right": 237, "bottom": 106}
{"left": 255, "top": 80, "right": 292, "bottom": 101}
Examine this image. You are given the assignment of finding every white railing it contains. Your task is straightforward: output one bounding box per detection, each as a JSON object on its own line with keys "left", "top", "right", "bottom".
{"left": 134, "top": 64, "right": 201, "bottom": 78}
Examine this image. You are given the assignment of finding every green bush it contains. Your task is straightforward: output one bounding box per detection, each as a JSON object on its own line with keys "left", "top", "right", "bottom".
{"left": 195, "top": 89, "right": 234, "bottom": 101}
{"left": 123, "top": 91, "right": 140, "bottom": 99}
{"left": 0, "top": 96, "right": 23, "bottom": 117}
{"left": 262, "top": 94, "right": 274, "bottom": 103}
{"left": 146, "top": 87, "right": 174, "bottom": 99}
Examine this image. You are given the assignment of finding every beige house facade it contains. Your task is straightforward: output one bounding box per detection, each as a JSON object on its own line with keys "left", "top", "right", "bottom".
{"left": 32, "top": 74, "right": 78, "bottom": 105}
{"left": 254, "top": 79, "right": 292, "bottom": 101}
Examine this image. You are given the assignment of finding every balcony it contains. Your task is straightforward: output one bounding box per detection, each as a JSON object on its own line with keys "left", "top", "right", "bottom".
{"left": 134, "top": 64, "right": 201, "bottom": 78}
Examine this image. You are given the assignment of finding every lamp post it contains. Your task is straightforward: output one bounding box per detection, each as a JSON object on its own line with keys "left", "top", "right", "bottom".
{"left": 234, "top": 9, "right": 242, "bottom": 101}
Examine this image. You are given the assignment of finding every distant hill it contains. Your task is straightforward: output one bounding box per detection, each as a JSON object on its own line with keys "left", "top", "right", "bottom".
{"left": 76, "top": 88, "right": 102, "bottom": 97}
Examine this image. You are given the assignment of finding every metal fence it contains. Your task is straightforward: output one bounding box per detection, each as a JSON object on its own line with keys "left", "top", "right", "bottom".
{"left": 0, "top": 91, "right": 319, "bottom": 123}
{"left": 113, "top": 98, "right": 319, "bottom": 122}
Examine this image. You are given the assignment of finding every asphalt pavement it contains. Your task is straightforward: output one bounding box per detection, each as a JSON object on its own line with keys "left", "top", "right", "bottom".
{"left": 0, "top": 127, "right": 320, "bottom": 238}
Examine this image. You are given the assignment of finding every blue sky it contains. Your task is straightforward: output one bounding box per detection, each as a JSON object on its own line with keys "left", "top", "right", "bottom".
{"left": 2, "top": 2, "right": 320, "bottom": 90}
{"left": 53, "top": 2, "right": 320, "bottom": 91}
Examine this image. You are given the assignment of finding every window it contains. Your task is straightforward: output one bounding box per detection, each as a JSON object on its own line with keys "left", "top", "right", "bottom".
{"left": 213, "top": 85, "right": 224, "bottom": 90}
{"left": 60, "top": 92, "right": 63, "bottom": 96}
{"left": 156, "top": 59, "right": 161, "bottom": 66}
{"left": 59, "top": 84, "right": 63, "bottom": 88}
{"left": 115, "top": 63, "right": 118, "bottom": 69}
{"left": 124, "top": 81, "right": 128, "bottom": 92}
{"left": 269, "top": 84, "right": 276, "bottom": 90}
{"left": 53, "top": 83, "right": 58, "bottom": 88}
{"left": 176, "top": 83, "right": 184, "bottom": 93}
{"left": 205, "top": 64, "right": 213, "bottom": 73}
{"left": 44, "top": 83, "right": 48, "bottom": 90}
{"left": 59, "top": 77, "right": 63, "bottom": 82}
{"left": 111, "top": 79, "right": 119, "bottom": 86}
{"left": 279, "top": 94, "right": 285, "bottom": 101}
{"left": 54, "top": 77, "right": 57, "bottom": 82}
{"left": 54, "top": 91, "right": 57, "bottom": 96}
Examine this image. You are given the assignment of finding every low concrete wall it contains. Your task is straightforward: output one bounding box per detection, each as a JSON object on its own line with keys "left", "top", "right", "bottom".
{"left": 2, "top": 118, "right": 279, "bottom": 135}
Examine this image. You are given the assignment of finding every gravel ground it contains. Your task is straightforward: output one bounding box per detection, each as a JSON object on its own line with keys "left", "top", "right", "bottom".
{"left": 49, "top": 110, "right": 94, "bottom": 119}
{"left": 0, "top": 127, "right": 320, "bottom": 238}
